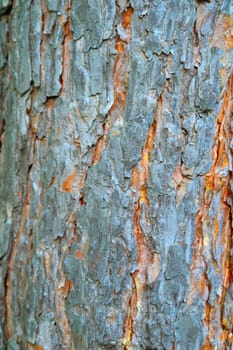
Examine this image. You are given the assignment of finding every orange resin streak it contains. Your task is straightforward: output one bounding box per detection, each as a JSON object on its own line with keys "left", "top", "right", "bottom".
{"left": 122, "top": 99, "right": 161, "bottom": 349}
{"left": 189, "top": 73, "right": 233, "bottom": 349}
{"left": 92, "top": 6, "right": 133, "bottom": 166}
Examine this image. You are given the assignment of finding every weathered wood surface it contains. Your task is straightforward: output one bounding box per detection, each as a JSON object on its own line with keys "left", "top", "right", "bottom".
{"left": 0, "top": 0, "right": 233, "bottom": 349}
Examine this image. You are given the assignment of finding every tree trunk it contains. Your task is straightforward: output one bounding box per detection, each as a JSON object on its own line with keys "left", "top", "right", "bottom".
{"left": 0, "top": 0, "right": 233, "bottom": 349}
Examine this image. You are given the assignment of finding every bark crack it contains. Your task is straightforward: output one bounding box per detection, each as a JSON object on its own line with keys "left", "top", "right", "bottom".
{"left": 4, "top": 162, "right": 33, "bottom": 339}
{"left": 189, "top": 72, "right": 233, "bottom": 349}
{"left": 122, "top": 98, "right": 161, "bottom": 349}
{"left": 59, "top": 0, "right": 72, "bottom": 95}
{"left": 91, "top": 4, "right": 133, "bottom": 166}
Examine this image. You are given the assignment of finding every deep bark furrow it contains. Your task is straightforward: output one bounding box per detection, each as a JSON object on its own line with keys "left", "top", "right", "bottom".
{"left": 60, "top": 0, "right": 72, "bottom": 95}
{"left": 189, "top": 72, "right": 233, "bottom": 349}
{"left": 122, "top": 97, "right": 160, "bottom": 349}
{"left": 92, "top": 4, "right": 133, "bottom": 167}
{"left": 4, "top": 161, "right": 32, "bottom": 339}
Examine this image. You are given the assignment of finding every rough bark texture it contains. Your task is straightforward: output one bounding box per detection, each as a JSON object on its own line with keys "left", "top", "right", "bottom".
{"left": 0, "top": 0, "right": 233, "bottom": 349}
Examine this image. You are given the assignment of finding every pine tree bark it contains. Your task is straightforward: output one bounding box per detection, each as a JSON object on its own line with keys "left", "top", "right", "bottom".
{"left": 0, "top": 1, "right": 233, "bottom": 349}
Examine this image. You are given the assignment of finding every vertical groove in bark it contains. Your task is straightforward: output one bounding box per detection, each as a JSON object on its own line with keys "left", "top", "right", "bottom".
{"left": 53, "top": 213, "right": 74, "bottom": 350}
{"left": 92, "top": 4, "right": 133, "bottom": 166}
{"left": 122, "top": 97, "right": 161, "bottom": 349}
{"left": 189, "top": 72, "right": 233, "bottom": 349}
{"left": 60, "top": 0, "right": 71, "bottom": 95}
{"left": 4, "top": 148, "right": 33, "bottom": 340}
{"left": 40, "top": 2, "right": 48, "bottom": 85}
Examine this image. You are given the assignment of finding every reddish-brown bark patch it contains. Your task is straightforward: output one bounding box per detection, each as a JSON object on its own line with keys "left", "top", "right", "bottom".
{"left": 122, "top": 98, "right": 161, "bottom": 349}
{"left": 62, "top": 169, "right": 78, "bottom": 193}
{"left": 189, "top": 72, "right": 233, "bottom": 348}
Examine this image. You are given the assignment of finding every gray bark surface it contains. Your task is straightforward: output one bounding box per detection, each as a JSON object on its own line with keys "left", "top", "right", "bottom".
{"left": 0, "top": 0, "right": 233, "bottom": 349}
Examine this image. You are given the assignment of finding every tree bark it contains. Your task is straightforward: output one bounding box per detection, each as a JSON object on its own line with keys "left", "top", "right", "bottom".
{"left": 0, "top": 0, "right": 233, "bottom": 349}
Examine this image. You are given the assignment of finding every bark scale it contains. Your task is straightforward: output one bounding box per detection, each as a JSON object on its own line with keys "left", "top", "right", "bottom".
{"left": 0, "top": 0, "right": 233, "bottom": 349}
